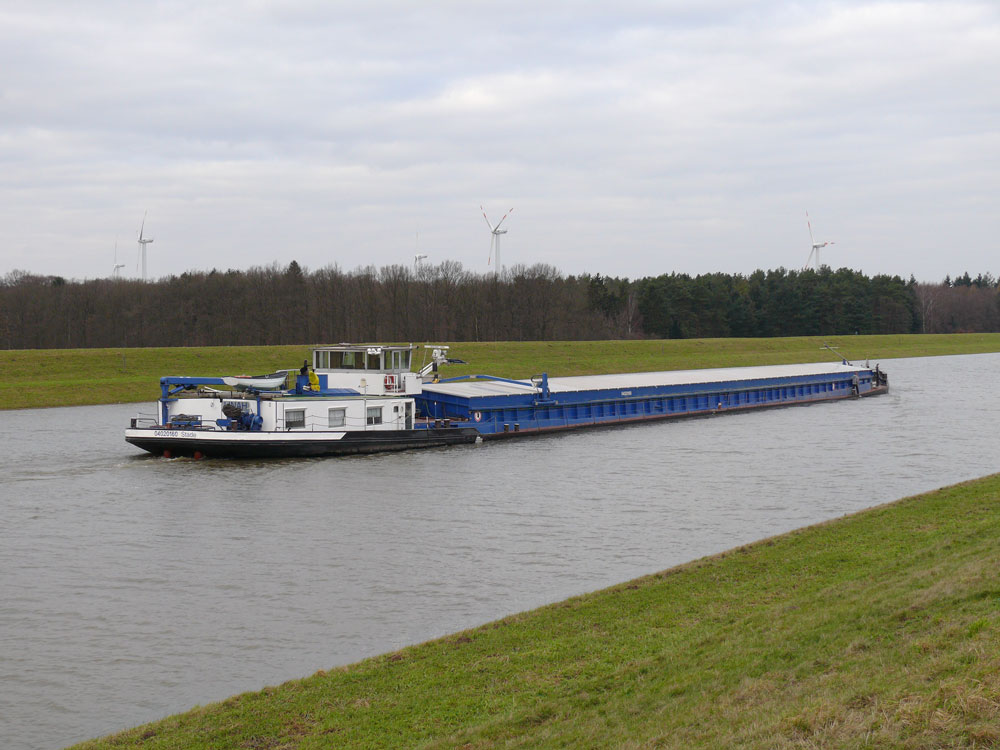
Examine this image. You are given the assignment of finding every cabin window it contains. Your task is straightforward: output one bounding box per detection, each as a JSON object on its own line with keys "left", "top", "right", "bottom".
{"left": 366, "top": 406, "right": 382, "bottom": 425}
{"left": 328, "top": 408, "right": 346, "bottom": 428}
{"left": 285, "top": 409, "right": 306, "bottom": 430}
{"left": 390, "top": 350, "right": 411, "bottom": 371}
{"left": 366, "top": 352, "right": 382, "bottom": 370}
{"left": 340, "top": 351, "right": 363, "bottom": 369}
{"left": 315, "top": 351, "right": 330, "bottom": 369}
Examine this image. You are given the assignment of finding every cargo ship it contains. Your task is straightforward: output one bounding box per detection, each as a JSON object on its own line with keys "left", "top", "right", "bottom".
{"left": 125, "top": 343, "right": 888, "bottom": 458}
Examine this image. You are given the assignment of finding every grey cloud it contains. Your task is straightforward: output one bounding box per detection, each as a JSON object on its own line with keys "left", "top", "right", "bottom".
{"left": 0, "top": 1, "right": 997, "bottom": 282}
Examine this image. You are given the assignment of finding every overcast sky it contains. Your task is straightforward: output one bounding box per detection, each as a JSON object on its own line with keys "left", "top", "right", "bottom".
{"left": 1, "top": 1, "right": 997, "bottom": 283}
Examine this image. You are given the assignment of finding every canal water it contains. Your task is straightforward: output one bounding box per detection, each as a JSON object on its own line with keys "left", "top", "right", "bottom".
{"left": 2, "top": 353, "right": 999, "bottom": 749}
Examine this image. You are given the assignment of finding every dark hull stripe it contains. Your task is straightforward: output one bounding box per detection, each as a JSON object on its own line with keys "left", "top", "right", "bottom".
{"left": 126, "top": 428, "right": 480, "bottom": 458}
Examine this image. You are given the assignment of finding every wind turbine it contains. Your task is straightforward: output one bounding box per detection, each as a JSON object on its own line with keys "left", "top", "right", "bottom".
{"left": 412, "top": 229, "right": 429, "bottom": 271}
{"left": 112, "top": 236, "right": 125, "bottom": 278}
{"left": 481, "top": 205, "right": 513, "bottom": 277}
{"left": 137, "top": 211, "right": 154, "bottom": 281}
{"left": 804, "top": 211, "right": 834, "bottom": 271}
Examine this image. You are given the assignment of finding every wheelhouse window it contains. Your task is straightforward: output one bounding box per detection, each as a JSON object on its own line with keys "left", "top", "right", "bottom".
{"left": 285, "top": 409, "right": 306, "bottom": 430}
{"left": 328, "top": 408, "right": 346, "bottom": 428}
{"left": 366, "top": 406, "right": 382, "bottom": 425}
{"left": 340, "top": 351, "right": 365, "bottom": 369}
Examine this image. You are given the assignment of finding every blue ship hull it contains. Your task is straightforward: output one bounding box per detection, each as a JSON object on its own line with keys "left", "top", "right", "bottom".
{"left": 415, "top": 362, "right": 888, "bottom": 438}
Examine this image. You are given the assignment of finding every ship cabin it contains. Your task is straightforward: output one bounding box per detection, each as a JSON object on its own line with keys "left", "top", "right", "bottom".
{"left": 309, "top": 344, "right": 422, "bottom": 397}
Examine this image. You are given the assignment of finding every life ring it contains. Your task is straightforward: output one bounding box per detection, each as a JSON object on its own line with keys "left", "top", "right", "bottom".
{"left": 384, "top": 374, "right": 397, "bottom": 391}
{"left": 473, "top": 411, "right": 482, "bottom": 422}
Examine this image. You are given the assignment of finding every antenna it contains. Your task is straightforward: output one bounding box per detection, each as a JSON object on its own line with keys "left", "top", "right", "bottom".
{"left": 137, "top": 210, "right": 154, "bottom": 281}
{"left": 481, "top": 205, "right": 513, "bottom": 277}
{"left": 112, "top": 235, "right": 125, "bottom": 278}
{"left": 803, "top": 211, "right": 834, "bottom": 271}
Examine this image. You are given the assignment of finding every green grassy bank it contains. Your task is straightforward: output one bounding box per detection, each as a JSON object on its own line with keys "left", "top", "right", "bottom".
{"left": 76, "top": 474, "right": 1000, "bottom": 749}
{"left": 5, "top": 333, "right": 1000, "bottom": 410}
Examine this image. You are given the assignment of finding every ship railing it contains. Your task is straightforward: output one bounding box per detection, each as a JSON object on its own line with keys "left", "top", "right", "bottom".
{"left": 130, "top": 412, "right": 159, "bottom": 428}
{"left": 382, "top": 373, "right": 405, "bottom": 393}
{"left": 275, "top": 412, "right": 410, "bottom": 431}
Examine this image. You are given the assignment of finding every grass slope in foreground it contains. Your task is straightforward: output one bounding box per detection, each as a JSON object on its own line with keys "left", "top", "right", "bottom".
{"left": 76, "top": 475, "right": 1000, "bottom": 749}
{"left": 5, "top": 332, "right": 1000, "bottom": 410}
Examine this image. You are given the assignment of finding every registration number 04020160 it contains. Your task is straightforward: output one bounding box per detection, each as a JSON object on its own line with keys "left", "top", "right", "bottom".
{"left": 153, "top": 430, "right": 196, "bottom": 438}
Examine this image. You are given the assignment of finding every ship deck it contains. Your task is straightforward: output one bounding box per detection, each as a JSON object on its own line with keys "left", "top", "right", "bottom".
{"left": 423, "top": 361, "right": 871, "bottom": 399}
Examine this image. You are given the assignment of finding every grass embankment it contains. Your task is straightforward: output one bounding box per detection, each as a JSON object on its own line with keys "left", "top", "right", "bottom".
{"left": 77, "top": 475, "right": 1000, "bottom": 749}
{"left": 5, "top": 333, "right": 1000, "bottom": 410}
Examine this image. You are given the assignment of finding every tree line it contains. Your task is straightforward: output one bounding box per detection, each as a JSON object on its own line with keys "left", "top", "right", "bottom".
{"left": 1, "top": 262, "right": 998, "bottom": 350}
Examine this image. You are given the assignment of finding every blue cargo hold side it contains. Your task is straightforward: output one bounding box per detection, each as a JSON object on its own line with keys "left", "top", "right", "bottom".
{"left": 415, "top": 362, "right": 884, "bottom": 438}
